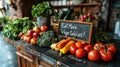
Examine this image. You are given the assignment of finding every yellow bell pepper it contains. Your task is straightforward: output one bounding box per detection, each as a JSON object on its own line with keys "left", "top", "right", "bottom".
{"left": 59, "top": 40, "right": 75, "bottom": 56}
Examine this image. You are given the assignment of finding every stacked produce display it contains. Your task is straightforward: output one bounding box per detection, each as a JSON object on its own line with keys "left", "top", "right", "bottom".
{"left": 0, "top": 2, "right": 118, "bottom": 63}
{"left": 51, "top": 38, "right": 117, "bottom": 62}
{"left": 18, "top": 25, "right": 49, "bottom": 45}
{"left": 53, "top": 9, "right": 96, "bottom": 23}
{"left": 1, "top": 15, "right": 117, "bottom": 64}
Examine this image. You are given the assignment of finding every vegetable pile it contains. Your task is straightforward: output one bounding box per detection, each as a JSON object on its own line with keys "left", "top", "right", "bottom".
{"left": 51, "top": 37, "right": 117, "bottom": 62}
{"left": 53, "top": 8, "right": 77, "bottom": 23}
{"left": 18, "top": 25, "right": 49, "bottom": 45}
{"left": 79, "top": 12, "right": 96, "bottom": 22}
{"left": 51, "top": 38, "right": 75, "bottom": 56}
{"left": 2, "top": 17, "right": 36, "bottom": 39}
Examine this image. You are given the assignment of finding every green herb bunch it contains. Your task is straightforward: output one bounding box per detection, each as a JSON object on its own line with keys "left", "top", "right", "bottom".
{"left": 32, "top": 2, "right": 54, "bottom": 18}
{"left": 2, "top": 17, "right": 36, "bottom": 39}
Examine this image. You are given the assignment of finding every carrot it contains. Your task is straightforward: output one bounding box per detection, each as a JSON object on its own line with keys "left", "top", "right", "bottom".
{"left": 56, "top": 38, "right": 72, "bottom": 50}
{"left": 59, "top": 40, "right": 75, "bottom": 56}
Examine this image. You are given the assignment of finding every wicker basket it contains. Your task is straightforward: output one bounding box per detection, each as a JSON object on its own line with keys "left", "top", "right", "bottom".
{"left": 51, "top": 19, "right": 59, "bottom": 34}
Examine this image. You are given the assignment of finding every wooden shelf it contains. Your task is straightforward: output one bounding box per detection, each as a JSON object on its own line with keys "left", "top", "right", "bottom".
{"left": 80, "top": 3, "right": 101, "bottom": 6}
{"left": 52, "top": 3, "right": 101, "bottom": 9}
{"left": 52, "top": 5, "right": 79, "bottom": 9}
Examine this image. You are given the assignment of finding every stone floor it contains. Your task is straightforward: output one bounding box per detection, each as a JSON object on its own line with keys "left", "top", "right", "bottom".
{"left": 0, "top": 35, "right": 18, "bottom": 67}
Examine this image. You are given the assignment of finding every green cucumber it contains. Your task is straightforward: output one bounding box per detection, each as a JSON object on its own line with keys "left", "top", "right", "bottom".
{"left": 59, "top": 10, "right": 67, "bottom": 19}
{"left": 63, "top": 8, "right": 74, "bottom": 20}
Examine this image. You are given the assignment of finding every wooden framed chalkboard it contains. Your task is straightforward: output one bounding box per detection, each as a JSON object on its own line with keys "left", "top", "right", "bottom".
{"left": 58, "top": 20, "right": 93, "bottom": 43}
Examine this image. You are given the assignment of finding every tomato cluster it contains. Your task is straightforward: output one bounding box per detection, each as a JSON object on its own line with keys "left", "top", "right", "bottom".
{"left": 19, "top": 30, "right": 38, "bottom": 45}
{"left": 69, "top": 41, "right": 92, "bottom": 59}
{"left": 88, "top": 42, "right": 117, "bottom": 62}
{"left": 69, "top": 41, "right": 117, "bottom": 62}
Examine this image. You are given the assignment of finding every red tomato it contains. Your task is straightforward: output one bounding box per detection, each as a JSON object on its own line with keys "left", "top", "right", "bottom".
{"left": 27, "top": 30, "right": 35, "bottom": 37}
{"left": 40, "top": 25, "right": 48, "bottom": 32}
{"left": 94, "top": 42, "right": 104, "bottom": 51}
{"left": 18, "top": 32, "right": 24, "bottom": 38}
{"left": 70, "top": 44, "right": 77, "bottom": 55}
{"left": 75, "top": 48, "right": 86, "bottom": 58}
{"left": 23, "top": 35, "right": 27, "bottom": 42}
{"left": 75, "top": 41, "right": 84, "bottom": 49}
{"left": 84, "top": 44, "right": 93, "bottom": 53}
{"left": 100, "top": 49, "right": 113, "bottom": 62}
{"left": 107, "top": 44, "right": 117, "bottom": 54}
{"left": 81, "top": 41, "right": 88, "bottom": 46}
{"left": 33, "top": 32, "right": 39, "bottom": 38}
{"left": 30, "top": 38, "right": 37, "bottom": 45}
{"left": 26, "top": 36, "right": 32, "bottom": 43}
{"left": 20, "top": 34, "right": 25, "bottom": 40}
{"left": 88, "top": 50, "right": 100, "bottom": 61}
{"left": 33, "top": 26, "right": 41, "bottom": 33}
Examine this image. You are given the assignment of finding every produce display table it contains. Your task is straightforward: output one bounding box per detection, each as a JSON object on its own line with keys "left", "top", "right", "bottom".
{"left": 2, "top": 33, "right": 120, "bottom": 67}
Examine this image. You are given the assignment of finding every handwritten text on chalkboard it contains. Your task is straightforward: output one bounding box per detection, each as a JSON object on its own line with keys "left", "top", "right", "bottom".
{"left": 58, "top": 20, "right": 93, "bottom": 43}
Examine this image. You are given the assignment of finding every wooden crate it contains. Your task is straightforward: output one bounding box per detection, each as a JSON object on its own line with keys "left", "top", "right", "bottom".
{"left": 2, "top": 36, "right": 14, "bottom": 45}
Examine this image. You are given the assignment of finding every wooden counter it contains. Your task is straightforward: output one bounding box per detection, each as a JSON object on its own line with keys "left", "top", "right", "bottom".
{"left": 2, "top": 34, "right": 120, "bottom": 67}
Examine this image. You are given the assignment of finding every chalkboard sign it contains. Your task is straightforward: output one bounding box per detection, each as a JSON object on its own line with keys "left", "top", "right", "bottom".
{"left": 58, "top": 20, "right": 93, "bottom": 43}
